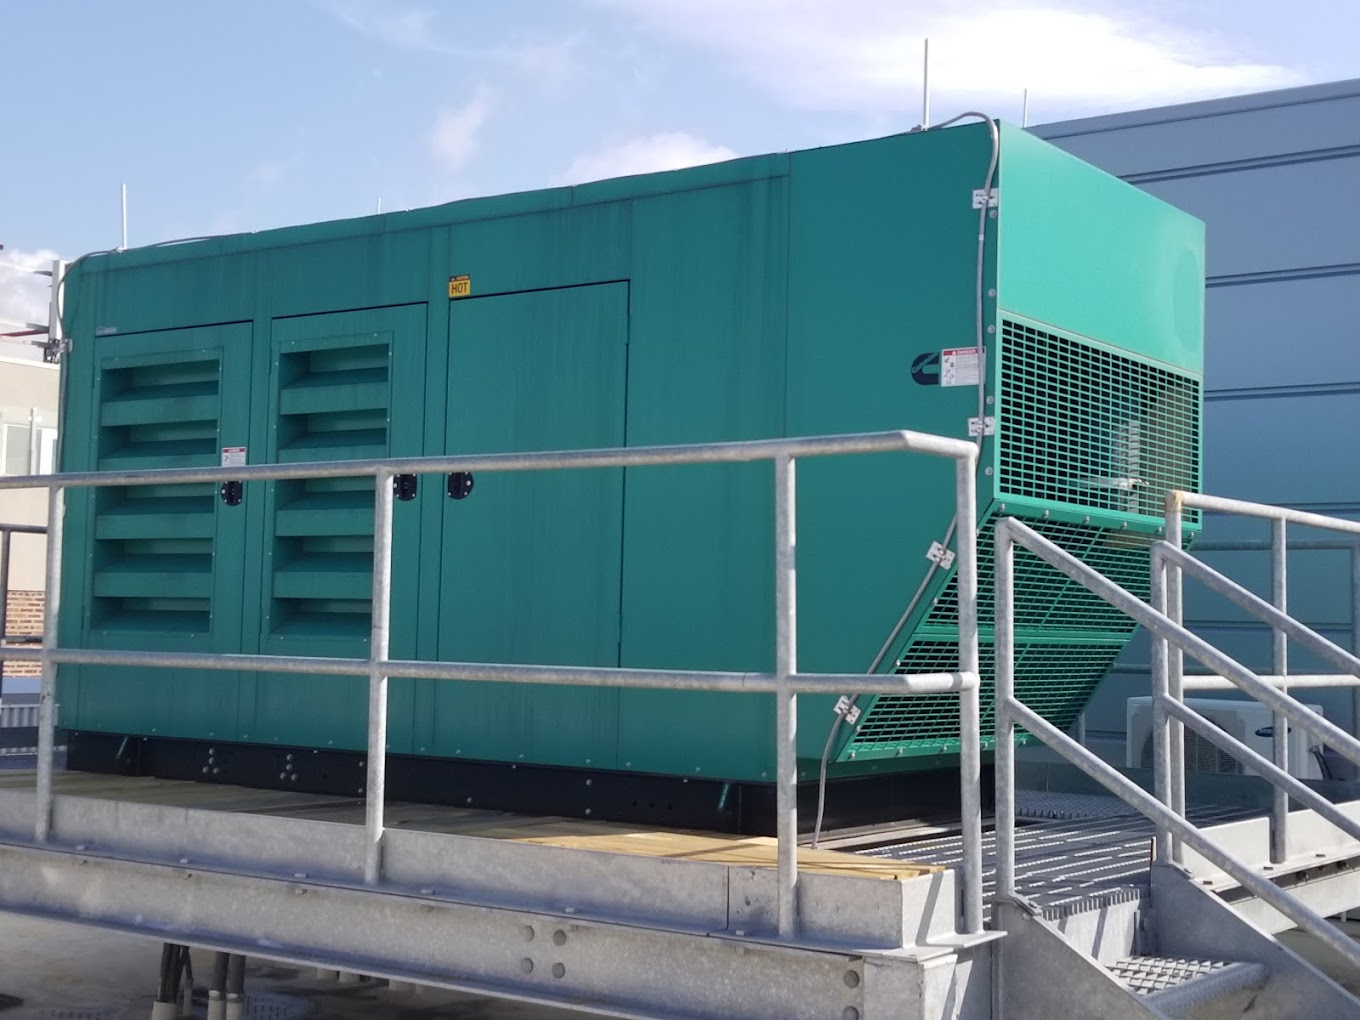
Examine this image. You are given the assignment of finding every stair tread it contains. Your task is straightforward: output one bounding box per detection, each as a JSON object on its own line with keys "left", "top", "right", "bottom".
{"left": 1108, "top": 955, "right": 1249, "bottom": 995}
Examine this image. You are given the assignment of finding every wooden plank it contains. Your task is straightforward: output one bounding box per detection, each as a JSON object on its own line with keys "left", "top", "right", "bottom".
{"left": 1, "top": 771, "right": 939, "bottom": 877}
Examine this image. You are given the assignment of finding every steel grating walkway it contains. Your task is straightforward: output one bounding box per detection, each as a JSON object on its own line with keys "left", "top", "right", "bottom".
{"left": 864, "top": 790, "right": 1253, "bottom": 919}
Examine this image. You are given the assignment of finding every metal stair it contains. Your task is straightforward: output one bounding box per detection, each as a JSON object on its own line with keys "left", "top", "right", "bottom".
{"left": 996, "top": 868, "right": 1360, "bottom": 1019}
{"left": 1108, "top": 955, "right": 1267, "bottom": 1017}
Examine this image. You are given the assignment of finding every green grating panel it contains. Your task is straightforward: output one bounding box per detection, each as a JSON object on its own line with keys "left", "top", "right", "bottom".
{"left": 926, "top": 513, "right": 1155, "bottom": 632}
{"left": 997, "top": 319, "right": 1200, "bottom": 521}
{"left": 847, "top": 639, "right": 1125, "bottom": 752}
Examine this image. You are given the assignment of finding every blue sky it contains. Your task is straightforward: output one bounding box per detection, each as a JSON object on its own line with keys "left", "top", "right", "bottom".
{"left": 1, "top": 0, "right": 1356, "bottom": 328}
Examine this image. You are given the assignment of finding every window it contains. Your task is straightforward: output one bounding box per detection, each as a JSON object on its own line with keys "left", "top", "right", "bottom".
{"left": 1, "top": 422, "right": 57, "bottom": 475}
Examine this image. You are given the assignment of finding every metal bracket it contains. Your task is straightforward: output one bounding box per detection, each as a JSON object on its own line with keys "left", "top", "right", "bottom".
{"left": 392, "top": 474, "right": 418, "bottom": 502}
{"left": 926, "top": 541, "right": 956, "bottom": 570}
{"left": 218, "top": 481, "right": 243, "bottom": 507}
{"left": 39, "top": 336, "right": 71, "bottom": 364}
{"left": 968, "top": 416, "right": 996, "bottom": 437}
{"left": 833, "top": 695, "right": 862, "bottom": 726}
{"left": 446, "top": 472, "right": 475, "bottom": 500}
{"left": 971, "top": 188, "right": 998, "bottom": 209}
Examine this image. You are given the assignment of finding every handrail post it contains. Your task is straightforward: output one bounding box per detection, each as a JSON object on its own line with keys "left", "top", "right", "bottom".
{"left": 1351, "top": 543, "right": 1360, "bottom": 770}
{"left": 1270, "top": 518, "right": 1289, "bottom": 864}
{"left": 994, "top": 520, "right": 1016, "bottom": 904}
{"left": 1149, "top": 545, "right": 1172, "bottom": 863}
{"left": 363, "top": 469, "right": 395, "bottom": 886}
{"left": 0, "top": 527, "right": 11, "bottom": 701}
{"left": 955, "top": 454, "right": 983, "bottom": 934}
{"left": 774, "top": 453, "right": 798, "bottom": 939}
{"left": 1165, "top": 501, "right": 1186, "bottom": 863}
{"left": 35, "top": 486, "right": 64, "bottom": 842}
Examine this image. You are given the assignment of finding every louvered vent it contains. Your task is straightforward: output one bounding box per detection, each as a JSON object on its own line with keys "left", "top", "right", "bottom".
{"left": 91, "top": 354, "right": 221, "bottom": 634}
{"left": 269, "top": 338, "right": 390, "bottom": 640}
{"left": 997, "top": 320, "right": 1200, "bottom": 520}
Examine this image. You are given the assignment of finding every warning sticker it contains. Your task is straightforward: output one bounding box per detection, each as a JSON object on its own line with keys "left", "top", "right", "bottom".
{"left": 221, "top": 446, "right": 247, "bottom": 468}
{"left": 448, "top": 274, "right": 472, "bottom": 299}
{"left": 940, "top": 347, "right": 980, "bottom": 387}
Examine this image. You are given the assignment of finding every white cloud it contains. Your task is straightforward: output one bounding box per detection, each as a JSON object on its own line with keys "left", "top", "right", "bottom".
{"left": 592, "top": 0, "right": 1299, "bottom": 114}
{"left": 322, "top": 0, "right": 584, "bottom": 85}
{"left": 429, "top": 87, "right": 492, "bottom": 172}
{"left": 558, "top": 132, "right": 739, "bottom": 185}
{"left": 0, "top": 249, "right": 60, "bottom": 336}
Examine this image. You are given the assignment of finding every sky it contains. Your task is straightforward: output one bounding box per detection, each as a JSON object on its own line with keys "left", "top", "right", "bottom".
{"left": 1, "top": 0, "right": 1357, "bottom": 339}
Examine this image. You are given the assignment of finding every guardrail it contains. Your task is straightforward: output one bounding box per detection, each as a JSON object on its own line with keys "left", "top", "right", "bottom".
{"left": 1163, "top": 493, "right": 1360, "bottom": 865}
{"left": 993, "top": 510, "right": 1360, "bottom": 974}
{"left": 0, "top": 429, "right": 985, "bottom": 939}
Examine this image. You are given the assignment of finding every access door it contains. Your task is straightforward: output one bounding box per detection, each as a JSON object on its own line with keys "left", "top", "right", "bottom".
{"left": 429, "top": 283, "right": 628, "bottom": 766}
{"left": 62, "top": 324, "right": 253, "bottom": 738}
{"left": 242, "top": 305, "right": 427, "bottom": 750}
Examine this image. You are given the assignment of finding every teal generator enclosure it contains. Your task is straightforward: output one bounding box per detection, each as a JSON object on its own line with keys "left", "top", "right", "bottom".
{"left": 56, "top": 121, "right": 1205, "bottom": 832}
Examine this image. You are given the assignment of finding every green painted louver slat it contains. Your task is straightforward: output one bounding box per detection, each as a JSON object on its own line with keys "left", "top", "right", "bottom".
{"left": 99, "top": 391, "right": 220, "bottom": 428}
{"left": 89, "top": 352, "right": 225, "bottom": 639}
{"left": 268, "top": 333, "right": 392, "bottom": 644}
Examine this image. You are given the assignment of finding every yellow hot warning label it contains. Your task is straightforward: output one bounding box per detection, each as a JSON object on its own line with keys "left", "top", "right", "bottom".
{"left": 448, "top": 275, "right": 472, "bottom": 299}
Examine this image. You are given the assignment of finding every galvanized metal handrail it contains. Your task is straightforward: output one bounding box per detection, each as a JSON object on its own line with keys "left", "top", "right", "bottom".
{"left": 0, "top": 428, "right": 985, "bottom": 939}
{"left": 1167, "top": 489, "right": 1360, "bottom": 864}
{"left": 994, "top": 516, "right": 1360, "bottom": 974}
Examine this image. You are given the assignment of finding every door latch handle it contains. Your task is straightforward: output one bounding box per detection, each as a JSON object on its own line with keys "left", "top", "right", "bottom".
{"left": 219, "top": 480, "right": 243, "bottom": 507}
{"left": 393, "top": 474, "right": 418, "bottom": 502}
{"left": 447, "top": 472, "right": 475, "bottom": 500}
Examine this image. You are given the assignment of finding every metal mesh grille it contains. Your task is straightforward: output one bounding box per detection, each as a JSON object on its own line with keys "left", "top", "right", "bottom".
{"left": 848, "top": 639, "right": 1124, "bottom": 750}
{"left": 927, "top": 513, "right": 1154, "bottom": 632}
{"left": 1138, "top": 728, "right": 1243, "bottom": 776}
{"left": 997, "top": 320, "right": 1200, "bottom": 520}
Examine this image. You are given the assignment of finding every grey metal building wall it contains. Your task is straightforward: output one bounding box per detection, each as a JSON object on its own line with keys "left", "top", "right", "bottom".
{"left": 1035, "top": 79, "right": 1360, "bottom": 760}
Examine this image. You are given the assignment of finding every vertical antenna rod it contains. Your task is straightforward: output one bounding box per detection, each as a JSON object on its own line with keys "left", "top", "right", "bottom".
{"left": 922, "top": 38, "right": 931, "bottom": 128}
{"left": 120, "top": 183, "right": 128, "bottom": 251}
{"left": 1022, "top": 89, "right": 1030, "bottom": 128}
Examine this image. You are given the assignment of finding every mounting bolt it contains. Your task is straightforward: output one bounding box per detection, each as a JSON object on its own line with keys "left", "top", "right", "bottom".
{"left": 552, "top": 963, "right": 566, "bottom": 980}
{"left": 522, "top": 926, "right": 535, "bottom": 942}
{"left": 553, "top": 930, "right": 567, "bottom": 946}
{"left": 520, "top": 958, "right": 534, "bottom": 974}
{"left": 844, "top": 970, "right": 861, "bottom": 989}
{"left": 844, "top": 1008, "right": 861, "bottom": 1020}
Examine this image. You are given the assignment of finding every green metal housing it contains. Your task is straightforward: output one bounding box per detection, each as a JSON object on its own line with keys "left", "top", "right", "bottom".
{"left": 57, "top": 122, "right": 1205, "bottom": 782}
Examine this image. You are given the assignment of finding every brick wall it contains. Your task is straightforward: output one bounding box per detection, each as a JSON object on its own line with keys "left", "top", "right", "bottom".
{"left": 2, "top": 590, "right": 43, "bottom": 677}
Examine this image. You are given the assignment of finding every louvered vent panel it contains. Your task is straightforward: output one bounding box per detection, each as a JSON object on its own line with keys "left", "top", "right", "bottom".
{"left": 91, "top": 356, "right": 221, "bottom": 634}
{"left": 270, "top": 339, "right": 390, "bottom": 640}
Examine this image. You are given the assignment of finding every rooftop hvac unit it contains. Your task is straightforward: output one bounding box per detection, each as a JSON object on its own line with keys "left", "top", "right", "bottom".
{"left": 1126, "top": 696, "right": 1324, "bottom": 780}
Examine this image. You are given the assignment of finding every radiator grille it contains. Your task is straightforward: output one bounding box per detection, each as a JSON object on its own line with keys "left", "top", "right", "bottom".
{"left": 847, "top": 639, "right": 1124, "bottom": 751}
{"left": 926, "top": 514, "right": 1154, "bottom": 632}
{"left": 997, "top": 320, "right": 1200, "bottom": 520}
